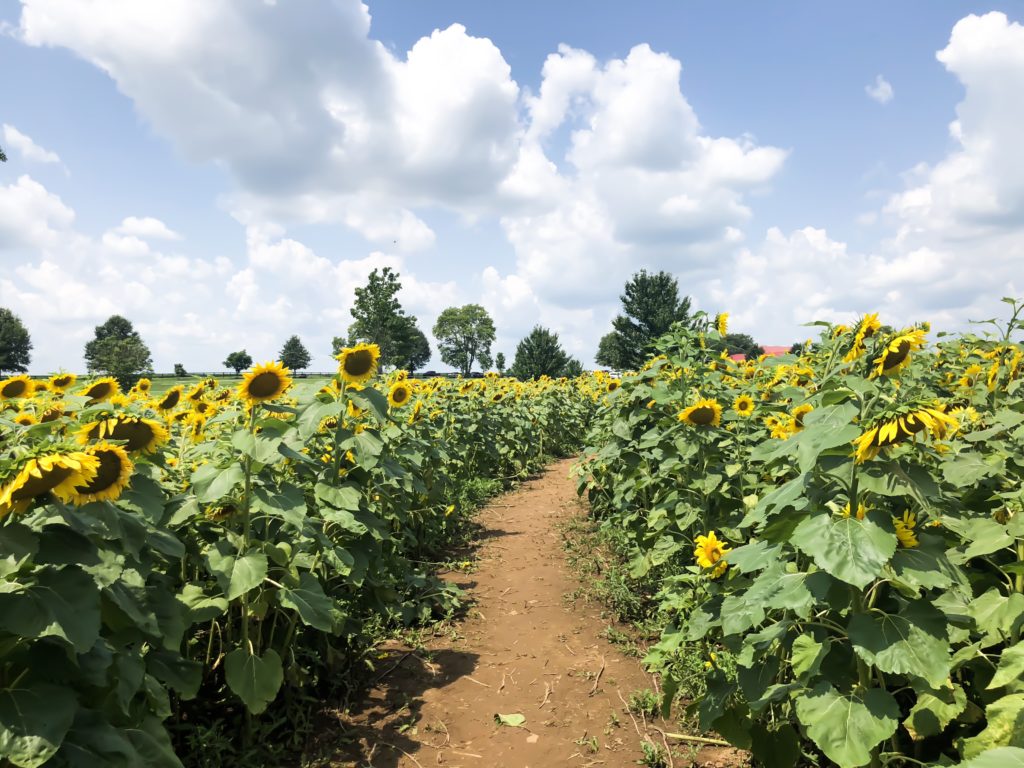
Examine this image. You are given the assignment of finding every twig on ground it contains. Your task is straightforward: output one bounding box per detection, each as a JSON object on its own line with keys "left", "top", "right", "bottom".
{"left": 616, "top": 689, "right": 641, "bottom": 736}
{"left": 539, "top": 681, "right": 552, "bottom": 708}
{"left": 661, "top": 731, "right": 730, "bottom": 746}
{"left": 371, "top": 651, "right": 413, "bottom": 684}
{"left": 465, "top": 676, "right": 491, "bottom": 688}
{"left": 588, "top": 656, "right": 606, "bottom": 696}
{"left": 450, "top": 750, "right": 483, "bottom": 758}
{"left": 648, "top": 726, "right": 676, "bottom": 768}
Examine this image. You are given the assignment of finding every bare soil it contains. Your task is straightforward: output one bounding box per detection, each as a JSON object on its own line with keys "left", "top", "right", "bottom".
{"left": 330, "top": 459, "right": 746, "bottom": 768}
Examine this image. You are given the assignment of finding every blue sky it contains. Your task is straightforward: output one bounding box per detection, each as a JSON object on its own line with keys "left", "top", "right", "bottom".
{"left": 2, "top": 1, "right": 1023, "bottom": 373}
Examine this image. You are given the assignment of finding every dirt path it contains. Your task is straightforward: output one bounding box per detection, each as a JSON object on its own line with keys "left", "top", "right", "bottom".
{"left": 336, "top": 459, "right": 742, "bottom": 767}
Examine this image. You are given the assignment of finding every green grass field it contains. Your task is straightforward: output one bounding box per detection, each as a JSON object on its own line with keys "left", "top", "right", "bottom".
{"left": 146, "top": 375, "right": 335, "bottom": 398}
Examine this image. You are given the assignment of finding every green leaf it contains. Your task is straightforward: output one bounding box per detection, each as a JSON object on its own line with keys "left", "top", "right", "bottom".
{"left": 204, "top": 543, "right": 267, "bottom": 601}
{"left": 314, "top": 482, "right": 362, "bottom": 512}
{"left": 176, "top": 584, "right": 229, "bottom": 623}
{"left": 0, "top": 683, "right": 77, "bottom": 768}
{"left": 941, "top": 452, "right": 1004, "bottom": 487}
{"left": 961, "top": 694, "right": 1024, "bottom": 759}
{"left": 749, "top": 722, "right": 801, "bottom": 768}
{"left": 725, "top": 541, "right": 781, "bottom": 574}
{"left": 0, "top": 566, "right": 100, "bottom": 653}
{"left": 193, "top": 463, "right": 244, "bottom": 503}
{"left": 791, "top": 634, "right": 827, "bottom": 681}
{"left": 795, "top": 683, "right": 900, "bottom": 768}
{"left": 904, "top": 684, "right": 966, "bottom": 740}
{"left": 146, "top": 650, "right": 202, "bottom": 699}
{"left": 494, "top": 713, "right": 526, "bottom": 727}
{"left": 848, "top": 600, "right": 951, "bottom": 687}
{"left": 791, "top": 513, "right": 896, "bottom": 588}
{"left": 278, "top": 573, "right": 335, "bottom": 633}
{"left": 967, "top": 590, "right": 1024, "bottom": 646}
{"left": 959, "top": 519, "right": 1015, "bottom": 561}
{"left": 793, "top": 402, "right": 861, "bottom": 472}
{"left": 223, "top": 647, "right": 283, "bottom": 715}
{"left": 252, "top": 484, "right": 307, "bottom": 529}
{"left": 955, "top": 747, "right": 1024, "bottom": 768}
{"left": 990, "top": 643, "right": 1024, "bottom": 691}
{"left": 744, "top": 565, "right": 818, "bottom": 618}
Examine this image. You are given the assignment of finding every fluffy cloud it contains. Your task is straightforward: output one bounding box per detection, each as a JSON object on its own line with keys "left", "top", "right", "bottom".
{"left": 0, "top": 175, "right": 75, "bottom": 249}
{"left": 113, "top": 216, "right": 182, "bottom": 241}
{"left": 865, "top": 75, "right": 894, "bottom": 104}
{"left": 2, "top": 124, "right": 62, "bottom": 164}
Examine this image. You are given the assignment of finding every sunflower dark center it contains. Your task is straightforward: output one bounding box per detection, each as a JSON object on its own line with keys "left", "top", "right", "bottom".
{"left": 160, "top": 390, "right": 181, "bottom": 409}
{"left": 247, "top": 372, "right": 282, "bottom": 398}
{"left": 344, "top": 350, "right": 374, "bottom": 377}
{"left": 689, "top": 406, "right": 716, "bottom": 425}
{"left": 393, "top": 387, "right": 410, "bottom": 404}
{"left": 883, "top": 340, "right": 912, "bottom": 369}
{"left": 78, "top": 451, "right": 123, "bottom": 493}
{"left": 2, "top": 380, "right": 28, "bottom": 398}
{"left": 12, "top": 465, "right": 74, "bottom": 501}
{"left": 109, "top": 420, "right": 155, "bottom": 451}
{"left": 53, "top": 376, "right": 72, "bottom": 388}
{"left": 86, "top": 382, "right": 112, "bottom": 399}
{"left": 41, "top": 408, "right": 63, "bottom": 423}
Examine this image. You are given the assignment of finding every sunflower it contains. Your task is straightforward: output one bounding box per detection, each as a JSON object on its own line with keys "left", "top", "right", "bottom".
{"left": 133, "top": 378, "right": 152, "bottom": 395}
{"left": 871, "top": 329, "right": 927, "bottom": 378}
{"left": 693, "top": 531, "right": 730, "bottom": 578}
{"left": 893, "top": 510, "right": 919, "bottom": 549}
{"left": 77, "top": 416, "right": 170, "bottom": 453}
{"left": 0, "top": 451, "right": 100, "bottom": 518}
{"left": 852, "top": 404, "right": 957, "bottom": 463}
{"left": 606, "top": 379, "right": 621, "bottom": 393}
{"left": 732, "top": 394, "right": 755, "bottom": 418}
{"left": 337, "top": 343, "right": 380, "bottom": 385}
{"left": 678, "top": 398, "right": 722, "bottom": 427}
{"left": 192, "top": 400, "right": 218, "bottom": 417}
{"left": 238, "top": 361, "right": 292, "bottom": 405}
{"left": 491, "top": 392, "right": 504, "bottom": 403}
{"left": 48, "top": 373, "right": 77, "bottom": 392}
{"left": 791, "top": 403, "right": 814, "bottom": 429}
{"left": 32, "top": 381, "right": 50, "bottom": 394}
{"left": 408, "top": 400, "right": 424, "bottom": 424}
{"left": 716, "top": 312, "right": 729, "bottom": 336}
{"left": 843, "top": 313, "right": 882, "bottom": 362}
{"left": 388, "top": 381, "right": 413, "bottom": 408}
{"left": 13, "top": 411, "right": 36, "bottom": 427}
{"left": 154, "top": 385, "right": 184, "bottom": 412}
{"left": 0, "top": 375, "right": 33, "bottom": 400}
{"left": 40, "top": 403, "right": 65, "bottom": 423}
{"left": 68, "top": 443, "right": 133, "bottom": 505}
{"left": 80, "top": 377, "right": 121, "bottom": 403}
{"left": 186, "top": 382, "right": 207, "bottom": 402}
{"left": 840, "top": 502, "right": 869, "bottom": 520}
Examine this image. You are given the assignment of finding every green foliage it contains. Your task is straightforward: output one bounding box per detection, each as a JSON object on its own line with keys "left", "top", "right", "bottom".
{"left": 432, "top": 304, "right": 496, "bottom": 375}
{"left": 342, "top": 267, "right": 429, "bottom": 371}
{"left": 223, "top": 350, "right": 253, "bottom": 374}
{"left": 495, "top": 352, "right": 506, "bottom": 374}
{"left": 173, "top": 363, "right": 187, "bottom": 376}
{"left": 278, "top": 335, "right": 311, "bottom": 371}
{"left": 597, "top": 270, "right": 693, "bottom": 371}
{"left": 393, "top": 315, "right": 431, "bottom": 372}
{"left": 83, "top": 315, "right": 154, "bottom": 388}
{"left": 509, "top": 325, "right": 574, "bottom": 380}
{"left": 0, "top": 307, "right": 32, "bottom": 374}
{"left": 577, "top": 301, "right": 1024, "bottom": 767}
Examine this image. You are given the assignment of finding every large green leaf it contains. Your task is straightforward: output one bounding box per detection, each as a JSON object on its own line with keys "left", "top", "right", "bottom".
{"left": 224, "top": 647, "right": 283, "bottom": 715}
{"left": 0, "top": 683, "right": 76, "bottom": 768}
{"left": 193, "top": 463, "right": 245, "bottom": 504}
{"left": 795, "top": 683, "right": 899, "bottom": 768}
{"left": 0, "top": 566, "right": 100, "bottom": 653}
{"left": 278, "top": 573, "right": 335, "bottom": 633}
{"left": 791, "top": 634, "right": 827, "bottom": 681}
{"left": 941, "top": 452, "right": 1004, "bottom": 487}
{"left": 204, "top": 543, "right": 267, "bottom": 601}
{"left": 848, "top": 600, "right": 951, "bottom": 687}
{"left": 252, "top": 484, "right": 306, "bottom": 529}
{"left": 793, "top": 402, "right": 861, "bottom": 472}
{"left": 954, "top": 747, "right": 1024, "bottom": 767}
{"left": 176, "top": 584, "right": 229, "bottom": 622}
{"left": 314, "top": 482, "right": 362, "bottom": 512}
{"left": 961, "top": 694, "right": 1024, "bottom": 759}
{"left": 791, "top": 513, "right": 896, "bottom": 588}
{"left": 990, "top": 642, "right": 1024, "bottom": 691}
{"left": 903, "top": 684, "right": 966, "bottom": 740}
{"left": 967, "top": 589, "right": 1024, "bottom": 646}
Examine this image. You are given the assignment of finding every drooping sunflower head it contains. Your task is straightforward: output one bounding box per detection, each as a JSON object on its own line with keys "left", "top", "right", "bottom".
{"left": 186, "top": 382, "right": 207, "bottom": 402}
{"left": 491, "top": 392, "right": 504, "bottom": 403}
{"left": 32, "top": 381, "right": 50, "bottom": 394}
{"left": 0, "top": 451, "right": 100, "bottom": 518}
{"left": 336, "top": 343, "right": 380, "bottom": 385}
{"left": 77, "top": 416, "right": 171, "bottom": 453}
{"left": 716, "top": 312, "right": 729, "bottom": 336}
{"left": 693, "top": 530, "right": 730, "bottom": 578}
{"left": 238, "top": 361, "right": 292, "bottom": 405}
{"left": 408, "top": 400, "right": 424, "bottom": 425}
{"left": 40, "top": 403, "right": 65, "bottom": 423}
{"left": 154, "top": 385, "right": 184, "bottom": 412}
{"left": 840, "top": 501, "right": 870, "bottom": 520}
{"left": 48, "top": 373, "right": 77, "bottom": 392}
{"left": 80, "top": 377, "right": 121, "bottom": 403}
{"left": 192, "top": 400, "right": 218, "bottom": 417}
{"left": 872, "top": 329, "right": 927, "bottom": 378}
{"left": 0, "top": 375, "right": 34, "bottom": 400}
{"left": 732, "top": 394, "right": 755, "bottom": 418}
{"left": 678, "top": 398, "right": 723, "bottom": 427}
{"left": 852, "top": 403, "right": 957, "bottom": 463}
{"left": 894, "top": 510, "right": 919, "bottom": 549}
{"left": 388, "top": 381, "right": 413, "bottom": 408}
{"left": 68, "top": 443, "right": 133, "bottom": 505}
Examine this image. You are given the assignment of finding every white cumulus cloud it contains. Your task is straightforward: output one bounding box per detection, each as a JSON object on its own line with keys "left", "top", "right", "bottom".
{"left": 866, "top": 75, "right": 894, "bottom": 104}
{"left": 2, "top": 123, "right": 63, "bottom": 164}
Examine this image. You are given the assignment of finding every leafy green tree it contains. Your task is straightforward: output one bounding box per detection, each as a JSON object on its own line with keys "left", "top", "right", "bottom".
{"left": 432, "top": 304, "right": 496, "bottom": 376}
{"left": 279, "top": 335, "right": 311, "bottom": 371}
{"left": 595, "top": 332, "right": 625, "bottom": 369}
{"left": 599, "top": 270, "right": 693, "bottom": 371}
{"left": 223, "top": 350, "right": 253, "bottom": 374}
{"left": 0, "top": 307, "right": 32, "bottom": 374}
{"left": 509, "top": 326, "right": 574, "bottom": 380}
{"left": 84, "top": 315, "right": 153, "bottom": 387}
{"left": 712, "top": 332, "right": 764, "bottom": 360}
{"left": 393, "top": 316, "right": 431, "bottom": 372}
{"left": 345, "top": 267, "right": 420, "bottom": 369}
{"left": 495, "top": 352, "right": 506, "bottom": 374}
{"left": 173, "top": 363, "right": 187, "bottom": 376}
{"left": 563, "top": 358, "right": 584, "bottom": 377}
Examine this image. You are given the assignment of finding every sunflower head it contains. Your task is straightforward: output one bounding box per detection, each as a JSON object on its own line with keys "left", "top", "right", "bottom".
{"left": 852, "top": 403, "right": 956, "bottom": 463}
{"left": 133, "top": 378, "right": 152, "bottom": 394}
{"left": 48, "top": 373, "right": 77, "bottom": 392}
{"left": 13, "top": 411, "right": 37, "bottom": 427}
{"left": 872, "top": 329, "right": 927, "bottom": 378}
{"left": 0, "top": 375, "right": 34, "bottom": 400}
{"left": 68, "top": 443, "right": 133, "bottom": 505}
{"left": 0, "top": 451, "right": 100, "bottom": 517}
{"left": 716, "top": 312, "right": 729, "bottom": 336}
{"left": 77, "top": 416, "right": 170, "bottom": 453}
{"left": 40, "top": 403, "right": 65, "bottom": 423}
{"left": 336, "top": 343, "right": 380, "bottom": 385}
{"left": 894, "top": 510, "right": 919, "bottom": 549}
{"left": 388, "top": 381, "right": 413, "bottom": 408}
{"left": 238, "top": 361, "right": 292, "bottom": 405}
{"left": 791, "top": 403, "right": 814, "bottom": 428}
{"left": 154, "top": 385, "right": 184, "bottom": 412}
{"left": 80, "top": 377, "right": 121, "bottom": 403}
{"left": 606, "top": 379, "right": 621, "bottom": 393}
{"left": 732, "top": 394, "right": 755, "bottom": 417}
{"left": 693, "top": 531, "right": 730, "bottom": 577}
{"left": 678, "top": 398, "right": 723, "bottom": 427}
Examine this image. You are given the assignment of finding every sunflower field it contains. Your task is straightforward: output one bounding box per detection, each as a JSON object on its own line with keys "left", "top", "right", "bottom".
{"left": 576, "top": 302, "right": 1024, "bottom": 768}
{"left": 0, "top": 346, "right": 598, "bottom": 767}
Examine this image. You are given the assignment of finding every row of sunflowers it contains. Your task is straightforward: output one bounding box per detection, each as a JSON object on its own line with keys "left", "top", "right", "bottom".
{"left": 576, "top": 304, "right": 1024, "bottom": 768}
{"left": 0, "top": 344, "right": 599, "bottom": 767}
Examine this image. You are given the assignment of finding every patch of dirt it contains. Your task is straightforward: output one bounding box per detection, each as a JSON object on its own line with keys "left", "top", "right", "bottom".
{"left": 329, "top": 459, "right": 748, "bottom": 767}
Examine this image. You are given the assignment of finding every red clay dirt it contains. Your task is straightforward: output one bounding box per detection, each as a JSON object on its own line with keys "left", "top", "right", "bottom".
{"left": 332, "top": 459, "right": 746, "bottom": 768}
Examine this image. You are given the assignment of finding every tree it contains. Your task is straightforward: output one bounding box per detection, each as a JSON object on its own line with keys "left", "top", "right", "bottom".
{"left": 345, "top": 267, "right": 412, "bottom": 369}
{"left": 509, "top": 326, "right": 574, "bottom": 380}
{"left": 84, "top": 315, "right": 153, "bottom": 387}
{"left": 717, "top": 333, "right": 764, "bottom": 360}
{"left": 495, "top": 352, "right": 506, "bottom": 374}
{"left": 174, "top": 363, "right": 187, "bottom": 376}
{"left": 599, "top": 270, "right": 693, "bottom": 371}
{"left": 595, "top": 332, "right": 624, "bottom": 370}
{"left": 279, "top": 335, "right": 311, "bottom": 371}
{"left": 0, "top": 308, "right": 32, "bottom": 374}
{"left": 563, "top": 358, "right": 584, "bottom": 377}
{"left": 432, "top": 304, "right": 496, "bottom": 376}
{"left": 393, "top": 316, "right": 431, "bottom": 372}
{"left": 223, "top": 350, "right": 253, "bottom": 374}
